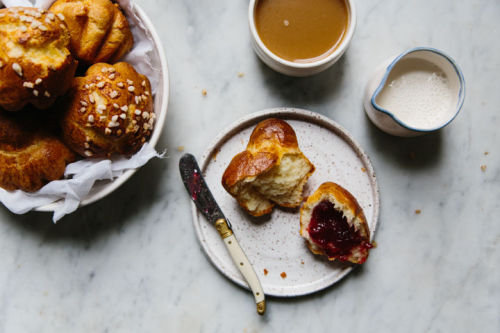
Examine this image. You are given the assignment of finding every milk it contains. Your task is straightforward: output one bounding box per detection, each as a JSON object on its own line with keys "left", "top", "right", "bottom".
{"left": 375, "top": 58, "right": 454, "bottom": 130}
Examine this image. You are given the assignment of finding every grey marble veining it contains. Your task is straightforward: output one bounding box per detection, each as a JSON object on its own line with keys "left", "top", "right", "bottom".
{"left": 1, "top": 0, "right": 499, "bottom": 332}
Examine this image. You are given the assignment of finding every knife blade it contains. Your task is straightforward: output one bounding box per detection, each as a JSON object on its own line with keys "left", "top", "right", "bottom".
{"left": 179, "top": 153, "right": 229, "bottom": 228}
{"left": 179, "top": 153, "right": 266, "bottom": 315}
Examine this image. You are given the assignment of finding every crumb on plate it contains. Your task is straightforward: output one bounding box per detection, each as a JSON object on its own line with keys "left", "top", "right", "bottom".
{"left": 177, "top": 145, "right": 184, "bottom": 152}
{"left": 481, "top": 165, "right": 487, "bottom": 172}
{"left": 415, "top": 209, "right": 421, "bottom": 214}
{"left": 263, "top": 268, "right": 268, "bottom": 275}
{"left": 280, "top": 272, "right": 287, "bottom": 279}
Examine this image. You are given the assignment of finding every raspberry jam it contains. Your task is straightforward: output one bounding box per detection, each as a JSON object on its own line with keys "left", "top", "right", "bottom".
{"left": 308, "top": 200, "right": 372, "bottom": 262}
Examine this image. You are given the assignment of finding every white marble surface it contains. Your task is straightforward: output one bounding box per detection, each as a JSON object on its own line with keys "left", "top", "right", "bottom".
{"left": 1, "top": 0, "right": 499, "bottom": 332}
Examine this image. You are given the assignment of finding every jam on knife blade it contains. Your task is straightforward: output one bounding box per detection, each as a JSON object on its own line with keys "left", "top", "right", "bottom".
{"left": 179, "top": 153, "right": 228, "bottom": 226}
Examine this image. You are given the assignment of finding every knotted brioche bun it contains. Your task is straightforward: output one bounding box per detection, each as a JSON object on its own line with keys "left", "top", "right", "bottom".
{"left": 300, "top": 182, "right": 373, "bottom": 264}
{"left": 0, "top": 108, "right": 76, "bottom": 192}
{"left": 49, "top": 0, "right": 133, "bottom": 64}
{"left": 222, "top": 118, "right": 315, "bottom": 217}
{"left": 61, "top": 62, "right": 154, "bottom": 158}
{"left": 0, "top": 7, "right": 78, "bottom": 111}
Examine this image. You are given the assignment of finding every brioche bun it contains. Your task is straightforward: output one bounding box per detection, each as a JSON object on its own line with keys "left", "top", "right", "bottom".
{"left": 222, "top": 118, "right": 315, "bottom": 216}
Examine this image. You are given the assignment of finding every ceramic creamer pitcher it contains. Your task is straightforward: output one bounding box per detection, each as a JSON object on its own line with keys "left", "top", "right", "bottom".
{"left": 364, "top": 47, "right": 465, "bottom": 137}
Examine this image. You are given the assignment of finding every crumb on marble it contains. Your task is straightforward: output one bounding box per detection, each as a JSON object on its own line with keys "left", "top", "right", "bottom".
{"left": 201, "top": 89, "right": 207, "bottom": 96}
{"left": 238, "top": 72, "right": 245, "bottom": 78}
{"left": 280, "top": 272, "right": 287, "bottom": 279}
{"left": 361, "top": 167, "right": 366, "bottom": 173}
{"left": 484, "top": 151, "right": 489, "bottom": 155}
{"left": 481, "top": 165, "right": 487, "bottom": 172}
{"left": 263, "top": 268, "right": 268, "bottom": 275}
{"left": 301, "top": 260, "right": 305, "bottom": 265}
{"left": 415, "top": 209, "right": 421, "bottom": 214}
{"left": 372, "top": 241, "right": 378, "bottom": 248}
{"left": 177, "top": 145, "right": 185, "bottom": 152}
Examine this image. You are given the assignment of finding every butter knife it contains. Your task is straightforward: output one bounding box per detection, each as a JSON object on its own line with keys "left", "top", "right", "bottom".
{"left": 179, "top": 153, "right": 266, "bottom": 315}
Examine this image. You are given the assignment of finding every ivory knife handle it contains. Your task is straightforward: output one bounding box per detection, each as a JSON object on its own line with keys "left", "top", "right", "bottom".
{"left": 215, "top": 219, "right": 266, "bottom": 315}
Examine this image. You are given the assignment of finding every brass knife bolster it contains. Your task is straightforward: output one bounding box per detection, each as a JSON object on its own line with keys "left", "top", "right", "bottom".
{"left": 256, "top": 301, "right": 266, "bottom": 315}
{"left": 215, "top": 219, "right": 233, "bottom": 239}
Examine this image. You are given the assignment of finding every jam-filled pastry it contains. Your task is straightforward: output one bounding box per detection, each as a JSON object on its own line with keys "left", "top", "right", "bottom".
{"left": 300, "top": 182, "right": 373, "bottom": 264}
{"left": 222, "top": 118, "right": 315, "bottom": 217}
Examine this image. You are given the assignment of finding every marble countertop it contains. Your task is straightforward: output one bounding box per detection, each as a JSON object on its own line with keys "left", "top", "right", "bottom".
{"left": 1, "top": 0, "right": 499, "bottom": 332}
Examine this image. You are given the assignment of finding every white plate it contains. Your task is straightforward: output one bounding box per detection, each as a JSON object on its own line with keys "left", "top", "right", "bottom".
{"left": 192, "top": 108, "right": 379, "bottom": 297}
{"left": 36, "top": 4, "right": 169, "bottom": 211}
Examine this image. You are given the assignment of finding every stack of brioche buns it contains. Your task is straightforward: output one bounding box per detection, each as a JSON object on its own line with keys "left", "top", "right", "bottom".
{"left": 0, "top": 1, "right": 154, "bottom": 193}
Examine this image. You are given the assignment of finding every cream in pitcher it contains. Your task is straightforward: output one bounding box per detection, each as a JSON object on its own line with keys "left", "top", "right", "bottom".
{"left": 364, "top": 47, "right": 465, "bottom": 137}
{"left": 375, "top": 58, "right": 454, "bottom": 130}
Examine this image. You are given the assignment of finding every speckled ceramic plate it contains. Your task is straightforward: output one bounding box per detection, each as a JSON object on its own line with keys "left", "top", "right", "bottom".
{"left": 191, "top": 108, "right": 379, "bottom": 297}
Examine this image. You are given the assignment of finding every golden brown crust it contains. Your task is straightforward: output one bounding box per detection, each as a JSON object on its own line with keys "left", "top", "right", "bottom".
{"left": 222, "top": 151, "right": 278, "bottom": 189}
{"left": 222, "top": 118, "right": 303, "bottom": 189}
{"left": 300, "top": 182, "right": 371, "bottom": 264}
{"left": 0, "top": 109, "right": 76, "bottom": 192}
{"left": 247, "top": 118, "right": 300, "bottom": 153}
{"left": 49, "top": 0, "right": 133, "bottom": 64}
{"left": 0, "top": 7, "right": 78, "bottom": 111}
{"left": 61, "top": 62, "right": 154, "bottom": 158}
{"left": 222, "top": 118, "right": 315, "bottom": 216}
{"left": 222, "top": 151, "right": 277, "bottom": 216}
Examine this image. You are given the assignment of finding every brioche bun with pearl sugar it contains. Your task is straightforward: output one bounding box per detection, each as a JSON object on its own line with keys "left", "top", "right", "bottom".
{"left": 61, "top": 62, "right": 154, "bottom": 158}
{"left": 0, "top": 7, "right": 78, "bottom": 111}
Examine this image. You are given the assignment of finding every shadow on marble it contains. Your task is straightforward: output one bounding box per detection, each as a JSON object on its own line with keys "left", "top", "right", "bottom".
{"left": 256, "top": 55, "right": 347, "bottom": 105}
{"left": 363, "top": 111, "right": 443, "bottom": 169}
{"left": 0, "top": 156, "right": 169, "bottom": 246}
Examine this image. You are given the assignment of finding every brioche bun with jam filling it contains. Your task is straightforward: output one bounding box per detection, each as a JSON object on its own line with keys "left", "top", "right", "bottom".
{"left": 222, "top": 118, "right": 315, "bottom": 217}
{"left": 0, "top": 6, "right": 77, "bottom": 111}
{"left": 300, "top": 182, "right": 373, "bottom": 264}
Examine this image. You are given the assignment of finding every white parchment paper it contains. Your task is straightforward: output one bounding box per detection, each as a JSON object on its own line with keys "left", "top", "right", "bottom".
{"left": 0, "top": 0, "right": 165, "bottom": 222}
